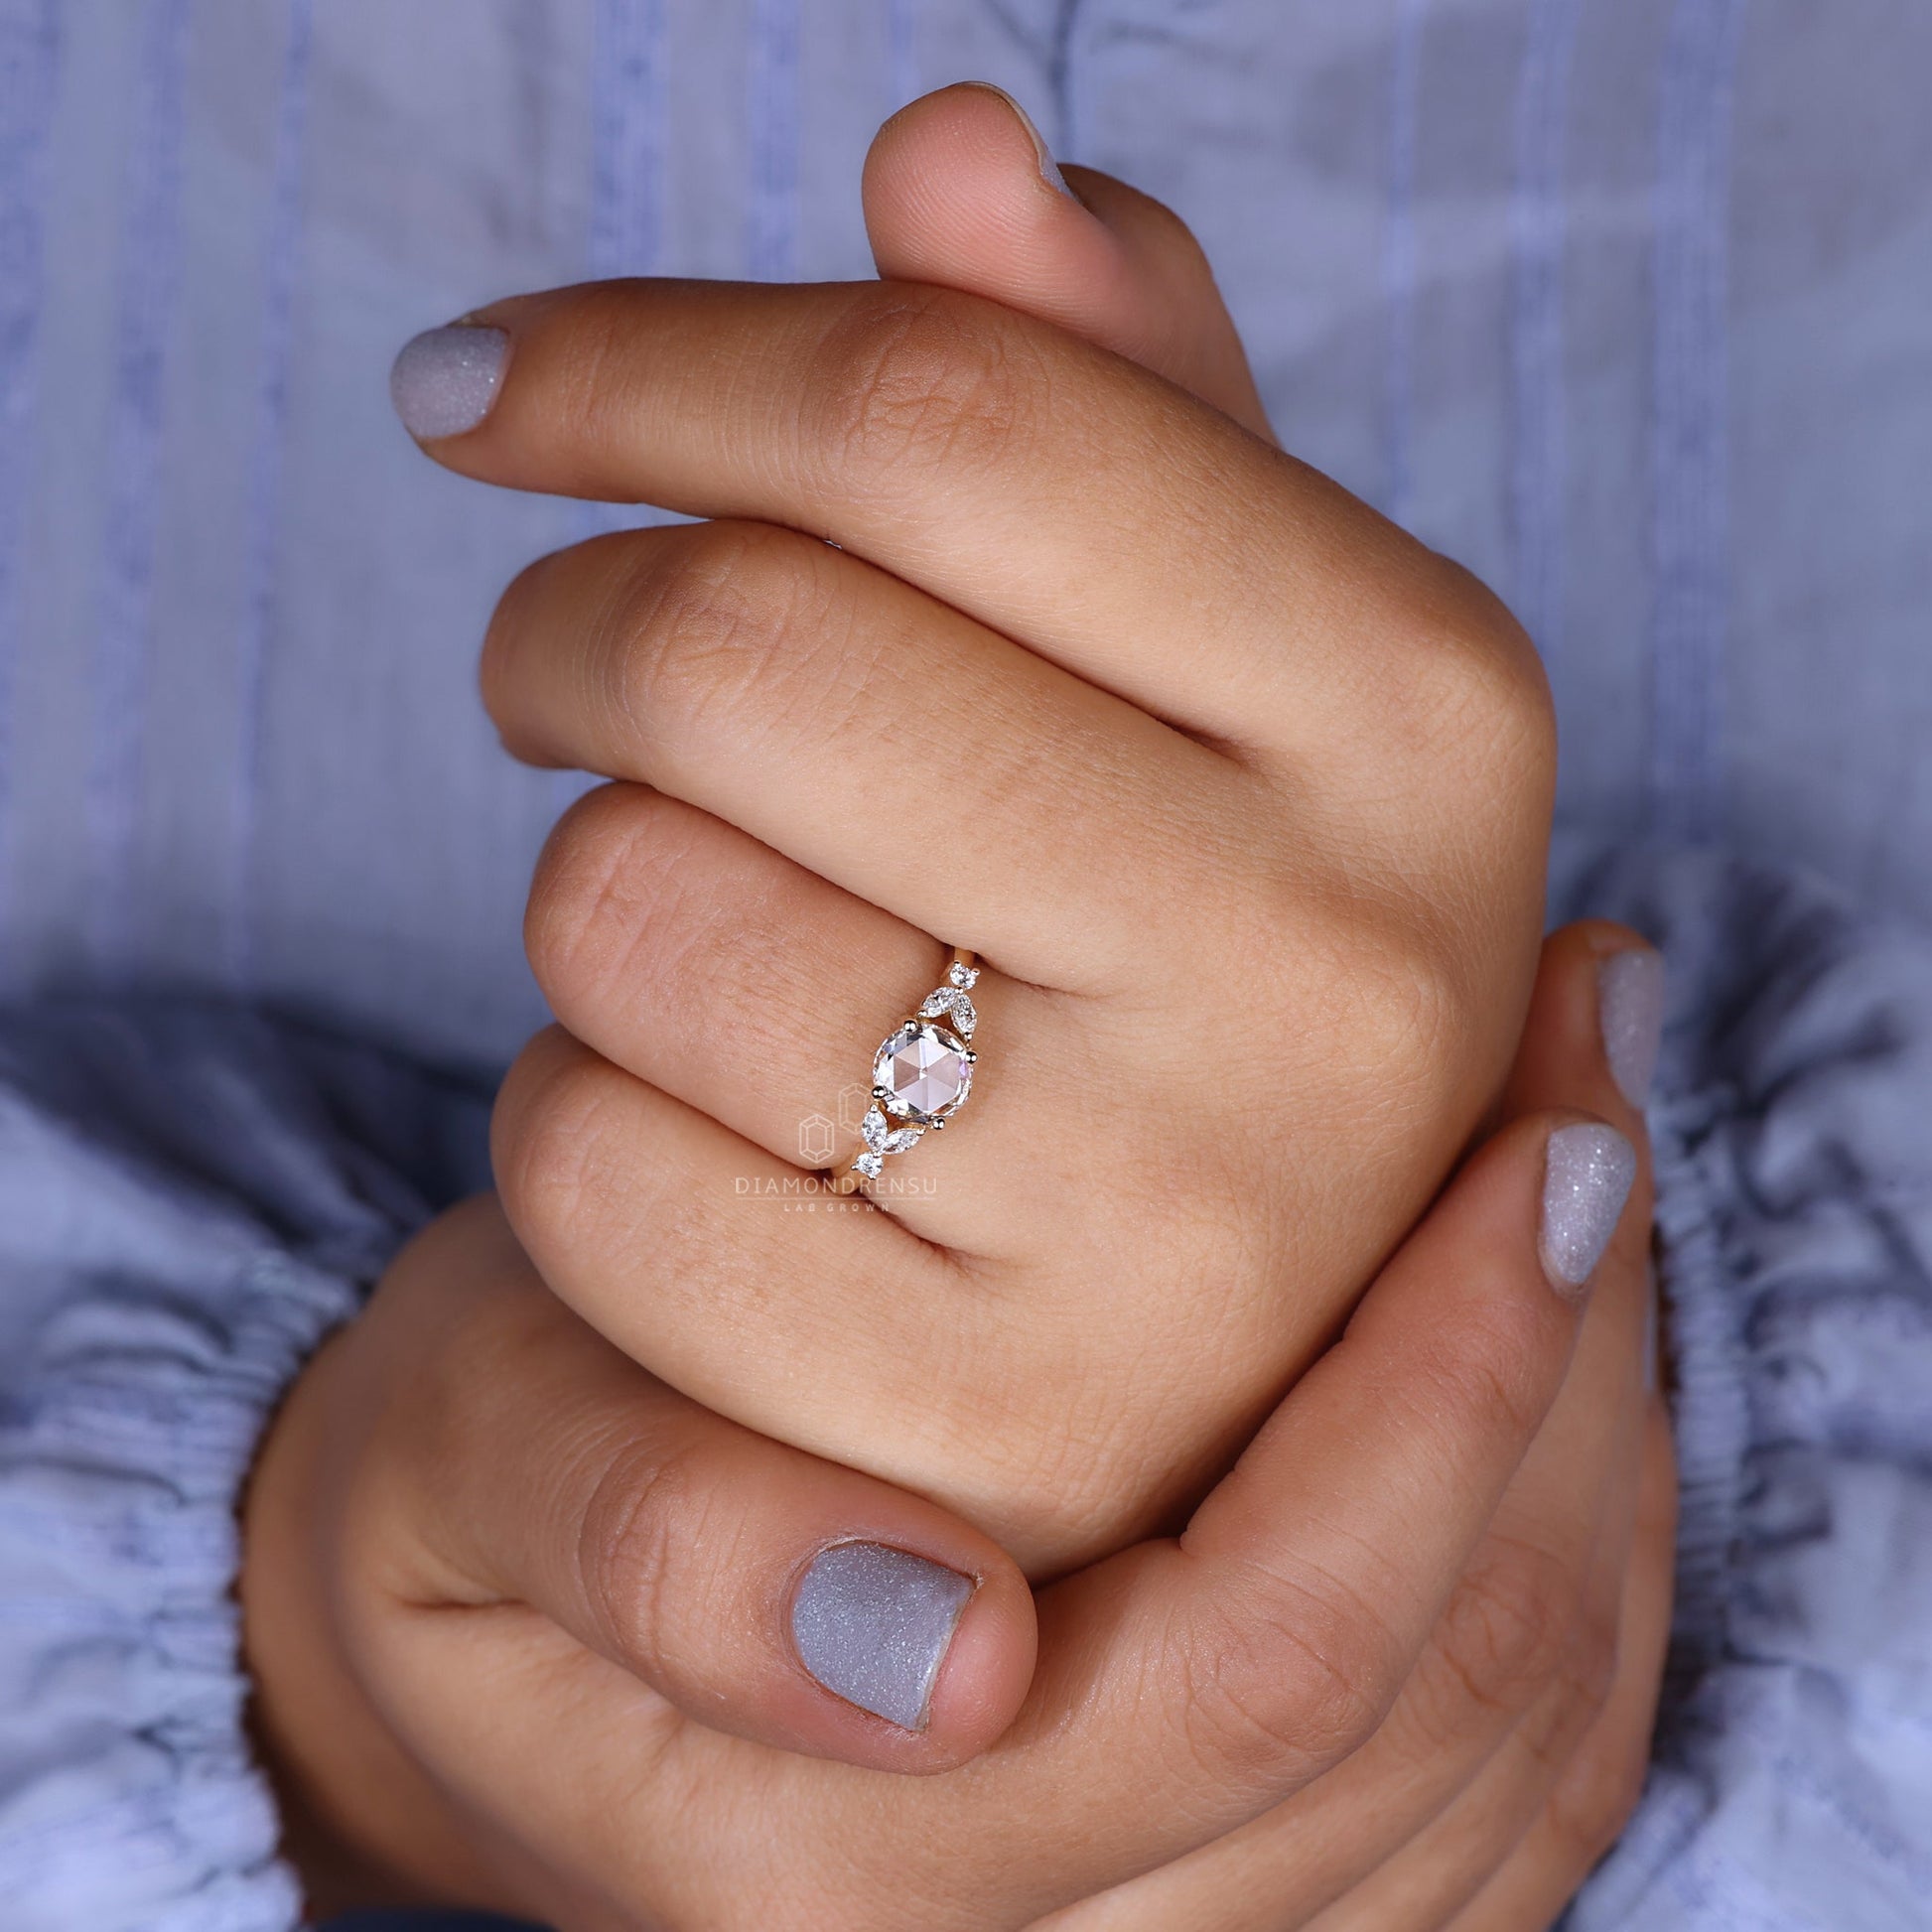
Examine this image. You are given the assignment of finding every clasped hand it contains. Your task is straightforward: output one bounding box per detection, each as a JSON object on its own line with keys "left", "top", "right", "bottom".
{"left": 244, "top": 85, "right": 1674, "bottom": 1932}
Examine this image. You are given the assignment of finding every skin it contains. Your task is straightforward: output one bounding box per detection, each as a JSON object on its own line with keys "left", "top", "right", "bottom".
{"left": 246, "top": 921, "right": 1670, "bottom": 1929}
{"left": 466, "top": 86, "right": 1555, "bottom": 1576}
{"left": 244, "top": 87, "right": 1675, "bottom": 1928}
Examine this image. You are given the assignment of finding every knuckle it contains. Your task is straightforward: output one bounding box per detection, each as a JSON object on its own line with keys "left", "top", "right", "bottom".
{"left": 1174, "top": 1561, "right": 1400, "bottom": 1793}
{"left": 523, "top": 783, "right": 657, "bottom": 1014}
{"left": 1424, "top": 1299, "right": 1558, "bottom": 1449}
{"left": 1400, "top": 559, "right": 1558, "bottom": 799}
{"left": 1435, "top": 1538, "right": 1581, "bottom": 1721}
{"left": 1344, "top": 926, "right": 1469, "bottom": 1102}
{"left": 490, "top": 1030, "right": 615, "bottom": 1255}
{"left": 522, "top": 785, "right": 765, "bottom": 1042}
{"left": 477, "top": 547, "right": 559, "bottom": 747}
{"left": 525, "top": 786, "right": 871, "bottom": 1067}
{"left": 575, "top": 1433, "right": 711, "bottom": 1684}
{"left": 802, "top": 288, "right": 1046, "bottom": 491}
{"left": 1267, "top": 900, "right": 1475, "bottom": 1134}
{"left": 608, "top": 521, "right": 829, "bottom": 762}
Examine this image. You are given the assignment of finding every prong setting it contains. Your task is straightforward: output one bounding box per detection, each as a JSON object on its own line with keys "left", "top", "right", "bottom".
{"left": 845, "top": 953, "right": 983, "bottom": 1182}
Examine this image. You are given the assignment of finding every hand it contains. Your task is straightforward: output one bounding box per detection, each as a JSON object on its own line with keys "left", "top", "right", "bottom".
{"left": 389, "top": 84, "right": 1561, "bottom": 1573}
{"left": 243, "top": 919, "right": 1671, "bottom": 1930}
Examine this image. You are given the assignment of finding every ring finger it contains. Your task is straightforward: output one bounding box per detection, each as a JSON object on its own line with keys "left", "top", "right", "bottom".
{"left": 524, "top": 781, "right": 1127, "bottom": 1255}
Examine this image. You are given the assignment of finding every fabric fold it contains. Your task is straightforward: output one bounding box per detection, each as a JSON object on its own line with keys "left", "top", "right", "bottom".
{"left": 1560, "top": 846, "right": 1932, "bottom": 1932}
{"left": 0, "top": 1002, "right": 489, "bottom": 1932}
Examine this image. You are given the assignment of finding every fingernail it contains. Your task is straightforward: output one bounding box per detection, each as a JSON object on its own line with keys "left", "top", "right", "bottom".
{"left": 961, "top": 82, "right": 1075, "bottom": 198}
{"left": 1597, "top": 947, "right": 1665, "bottom": 1108}
{"left": 1539, "top": 1122, "right": 1637, "bottom": 1296}
{"left": 389, "top": 323, "right": 510, "bottom": 440}
{"left": 791, "top": 1542, "right": 975, "bottom": 1730}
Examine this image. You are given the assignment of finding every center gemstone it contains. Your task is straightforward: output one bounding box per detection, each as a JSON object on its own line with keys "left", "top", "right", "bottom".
{"left": 874, "top": 1021, "right": 973, "bottom": 1124}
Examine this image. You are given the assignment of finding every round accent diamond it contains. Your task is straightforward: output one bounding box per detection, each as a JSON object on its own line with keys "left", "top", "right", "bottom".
{"left": 874, "top": 1021, "right": 973, "bottom": 1125}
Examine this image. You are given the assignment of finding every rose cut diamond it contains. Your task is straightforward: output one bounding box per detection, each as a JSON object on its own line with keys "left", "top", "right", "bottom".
{"left": 874, "top": 1021, "right": 973, "bottom": 1125}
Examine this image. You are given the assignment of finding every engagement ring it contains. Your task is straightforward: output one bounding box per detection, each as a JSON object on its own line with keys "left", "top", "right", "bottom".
{"left": 838, "top": 950, "right": 981, "bottom": 1190}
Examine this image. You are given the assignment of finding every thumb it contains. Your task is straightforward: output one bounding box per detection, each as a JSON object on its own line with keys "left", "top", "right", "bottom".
{"left": 360, "top": 1197, "right": 1037, "bottom": 1775}
{"left": 863, "top": 81, "right": 1274, "bottom": 440}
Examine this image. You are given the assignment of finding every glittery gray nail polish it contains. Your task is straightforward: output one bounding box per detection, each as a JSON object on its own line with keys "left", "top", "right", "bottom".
{"left": 389, "top": 324, "right": 509, "bottom": 440}
{"left": 1598, "top": 948, "right": 1665, "bottom": 1108}
{"left": 791, "top": 1543, "right": 974, "bottom": 1730}
{"left": 1539, "top": 1122, "right": 1637, "bottom": 1295}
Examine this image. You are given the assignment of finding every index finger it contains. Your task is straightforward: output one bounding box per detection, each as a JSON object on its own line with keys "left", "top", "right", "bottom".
{"left": 389, "top": 279, "right": 1501, "bottom": 760}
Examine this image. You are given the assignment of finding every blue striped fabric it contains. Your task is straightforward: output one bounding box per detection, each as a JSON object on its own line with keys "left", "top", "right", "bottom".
{"left": 83, "top": 0, "right": 191, "bottom": 980}
{"left": 226, "top": 0, "right": 315, "bottom": 992}
{"left": 590, "top": 0, "right": 667, "bottom": 281}
{"left": 0, "top": 0, "right": 60, "bottom": 949}
{"left": 1507, "top": 0, "right": 1586, "bottom": 667}
{"left": 746, "top": 0, "right": 802, "bottom": 282}
{"left": 1380, "top": 0, "right": 1429, "bottom": 531}
{"left": 1646, "top": 0, "right": 1749, "bottom": 843}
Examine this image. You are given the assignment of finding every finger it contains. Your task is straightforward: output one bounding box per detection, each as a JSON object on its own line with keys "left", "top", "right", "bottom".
{"left": 357, "top": 1195, "right": 1036, "bottom": 1773}
{"left": 1025, "top": 929, "right": 1662, "bottom": 1928}
{"left": 391, "top": 273, "right": 1525, "bottom": 768}
{"left": 523, "top": 784, "right": 1133, "bottom": 1256}
{"left": 862, "top": 82, "right": 1273, "bottom": 438}
{"left": 489, "top": 1025, "right": 1140, "bottom": 1573}
{"left": 525, "top": 782, "right": 949, "bottom": 1170}
{"left": 1296, "top": 1377, "right": 1658, "bottom": 1932}
{"left": 1436, "top": 1399, "right": 1678, "bottom": 1932}
{"left": 1376, "top": 924, "right": 1658, "bottom": 1767}
{"left": 509, "top": 861, "right": 1539, "bottom": 1577}
{"left": 483, "top": 512, "right": 1243, "bottom": 989}
{"left": 963, "top": 1112, "right": 1638, "bottom": 1910}
{"left": 1340, "top": 922, "right": 1659, "bottom": 1813}
{"left": 384, "top": 1030, "right": 1650, "bottom": 1932}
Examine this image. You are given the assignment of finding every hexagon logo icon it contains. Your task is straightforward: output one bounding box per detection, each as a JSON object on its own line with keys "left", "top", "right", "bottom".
{"left": 837, "top": 1081, "right": 874, "bottom": 1133}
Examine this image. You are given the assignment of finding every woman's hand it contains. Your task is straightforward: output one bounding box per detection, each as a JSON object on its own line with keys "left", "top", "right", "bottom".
{"left": 389, "top": 85, "right": 1563, "bottom": 1573}
{"left": 244, "top": 922, "right": 1671, "bottom": 1930}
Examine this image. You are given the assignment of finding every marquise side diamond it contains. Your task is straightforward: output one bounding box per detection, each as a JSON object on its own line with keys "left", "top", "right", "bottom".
{"left": 917, "top": 986, "right": 977, "bottom": 1036}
